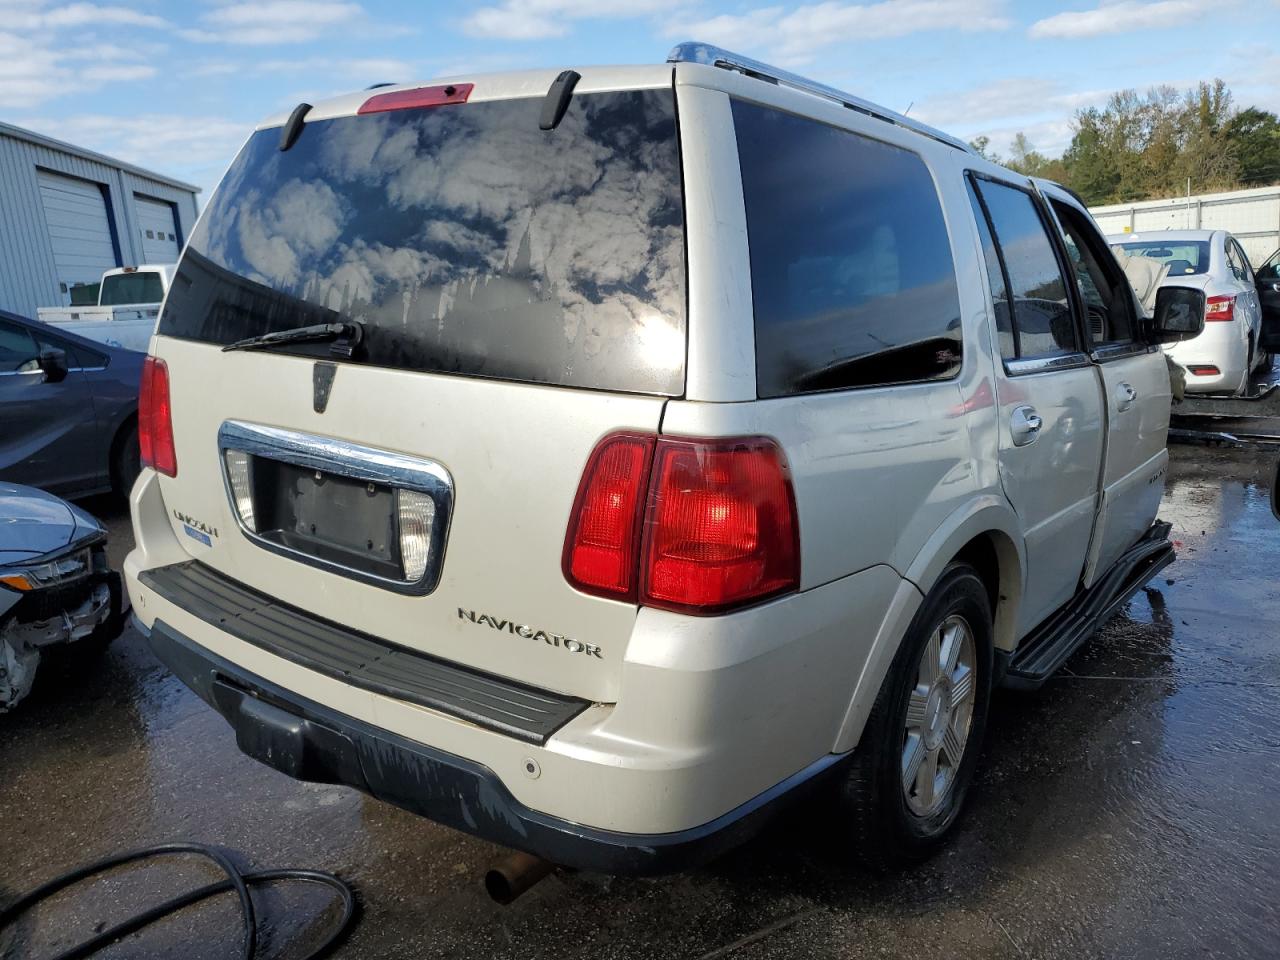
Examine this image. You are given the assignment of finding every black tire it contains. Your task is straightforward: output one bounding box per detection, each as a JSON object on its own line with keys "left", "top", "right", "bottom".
{"left": 836, "top": 562, "right": 994, "bottom": 867}
{"left": 111, "top": 421, "right": 140, "bottom": 499}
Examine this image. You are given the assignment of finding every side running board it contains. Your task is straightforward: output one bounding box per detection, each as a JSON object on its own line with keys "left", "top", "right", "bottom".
{"left": 1003, "top": 521, "right": 1174, "bottom": 690}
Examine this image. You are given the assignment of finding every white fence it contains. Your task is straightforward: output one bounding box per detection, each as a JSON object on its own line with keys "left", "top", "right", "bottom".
{"left": 1090, "top": 184, "right": 1280, "bottom": 267}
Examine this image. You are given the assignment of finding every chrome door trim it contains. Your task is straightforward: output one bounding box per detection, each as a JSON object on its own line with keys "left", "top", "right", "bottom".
{"left": 217, "top": 420, "right": 454, "bottom": 595}
{"left": 1004, "top": 352, "right": 1092, "bottom": 376}
{"left": 1090, "top": 342, "right": 1147, "bottom": 363}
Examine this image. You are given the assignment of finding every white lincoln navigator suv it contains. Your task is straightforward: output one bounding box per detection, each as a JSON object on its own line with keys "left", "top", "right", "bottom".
{"left": 125, "top": 44, "right": 1205, "bottom": 874}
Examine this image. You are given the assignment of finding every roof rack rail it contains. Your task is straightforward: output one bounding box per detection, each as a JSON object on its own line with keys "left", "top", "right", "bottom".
{"left": 666, "top": 41, "right": 974, "bottom": 154}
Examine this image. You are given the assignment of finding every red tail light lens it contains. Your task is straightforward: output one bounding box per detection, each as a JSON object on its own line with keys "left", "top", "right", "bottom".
{"left": 1187, "top": 364, "right": 1221, "bottom": 376}
{"left": 1205, "top": 294, "right": 1235, "bottom": 321}
{"left": 565, "top": 434, "right": 800, "bottom": 613}
{"left": 138, "top": 356, "right": 177, "bottom": 477}
{"left": 641, "top": 438, "right": 799, "bottom": 614}
{"left": 562, "top": 434, "right": 655, "bottom": 600}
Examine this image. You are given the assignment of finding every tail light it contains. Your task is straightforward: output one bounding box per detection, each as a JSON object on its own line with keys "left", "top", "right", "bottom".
{"left": 1205, "top": 295, "right": 1235, "bottom": 321}
{"left": 1187, "top": 364, "right": 1220, "bottom": 376}
{"left": 564, "top": 434, "right": 799, "bottom": 614}
{"left": 139, "top": 356, "right": 177, "bottom": 477}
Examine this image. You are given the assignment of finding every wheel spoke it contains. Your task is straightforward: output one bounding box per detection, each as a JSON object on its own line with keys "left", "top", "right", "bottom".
{"left": 916, "top": 746, "right": 940, "bottom": 808}
{"left": 951, "top": 665, "right": 974, "bottom": 707}
{"left": 942, "top": 720, "right": 965, "bottom": 766}
{"left": 906, "top": 687, "right": 929, "bottom": 729}
{"left": 942, "top": 622, "right": 964, "bottom": 675}
{"left": 902, "top": 733, "right": 925, "bottom": 792}
{"left": 920, "top": 628, "right": 942, "bottom": 685}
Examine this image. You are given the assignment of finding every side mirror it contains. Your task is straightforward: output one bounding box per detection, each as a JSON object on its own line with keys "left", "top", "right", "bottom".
{"left": 1148, "top": 286, "right": 1205, "bottom": 344}
{"left": 37, "top": 347, "right": 69, "bottom": 383}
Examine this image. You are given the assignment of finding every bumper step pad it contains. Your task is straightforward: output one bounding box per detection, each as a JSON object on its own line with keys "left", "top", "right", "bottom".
{"left": 139, "top": 561, "right": 589, "bottom": 744}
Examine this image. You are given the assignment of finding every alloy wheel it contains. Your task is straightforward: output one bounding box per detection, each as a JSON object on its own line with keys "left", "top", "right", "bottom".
{"left": 901, "top": 614, "right": 976, "bottom": 817}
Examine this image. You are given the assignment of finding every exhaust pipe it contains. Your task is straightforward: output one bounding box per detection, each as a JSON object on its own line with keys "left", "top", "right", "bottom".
{"left": 484, "top": 851, "right": 555, "bottom": 905}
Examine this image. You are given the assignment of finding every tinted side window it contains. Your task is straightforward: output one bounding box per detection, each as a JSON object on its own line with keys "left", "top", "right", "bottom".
{"left": 1259, "top": 251, "right": 1280, "bottom": 280}
{"left": 75, "top": 343, "right": 108, "bottom": 367}
{"left": 1230, "top": 240, "right": 1253, "bottom": 282}
{"left": 32, "top": 329, "right": 103, "bottom": 368}
{"left": 974, "top": 180, "right": 1077, "bottom": 358}
{"left": 1050, "top": 200, "right": 1136, "bottom": 345}
{"left": 733, "top": 101, "right": 962, "bottom": 397}
{"left": 966, "top": 181, "right": 1016, "bottom": 360}
{"left": 0, "top": 321, "right": 39, "bottom": 372}
{"left": 1225, "top": 241, "right": 1245, "bottom": 281}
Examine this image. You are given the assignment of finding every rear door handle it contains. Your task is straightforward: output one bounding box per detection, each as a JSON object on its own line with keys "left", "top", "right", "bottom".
{"left": 1011, "top": 405, "right": 1042, "bottom": 446}
{"left": 1117, "top": 382, "right": 1137, "bottom": 411}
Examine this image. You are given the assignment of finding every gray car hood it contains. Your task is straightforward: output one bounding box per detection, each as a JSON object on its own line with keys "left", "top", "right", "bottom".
{"left": 0, "top": 482, "right": 105, "bottom": 566}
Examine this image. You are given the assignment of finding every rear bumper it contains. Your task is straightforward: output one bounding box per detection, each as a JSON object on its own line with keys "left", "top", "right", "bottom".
{"left": 1165, "top": 326, "right": 1249, "bottom": 393}
{"left": 142, "top": 615, "right": 845, "bottom": 875}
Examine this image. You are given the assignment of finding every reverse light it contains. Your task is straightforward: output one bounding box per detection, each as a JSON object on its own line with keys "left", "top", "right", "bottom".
{"left": 397, "top": 489, "right": 437, "bottom": 583}
{"left": 1205, "top": 295, "right": 1235, "bottom": 321}
{"left": 139, "top": 356, "right": 176, "bottom": 477}
{"left": 563, "top": 434, "right": 800, "bottom": 614}
{"left": 358, "top": 83, "right": 473, "bottom": 115}
{"left": 223, "top": 449, "right": 255, "bottom": 532}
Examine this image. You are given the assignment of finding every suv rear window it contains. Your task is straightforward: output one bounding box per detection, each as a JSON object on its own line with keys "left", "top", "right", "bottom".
{"left": 160, "top": 88, "right": 686, "bottom": 396}
{"left": 732, "top": 100, "right": 962, "bottom": 397}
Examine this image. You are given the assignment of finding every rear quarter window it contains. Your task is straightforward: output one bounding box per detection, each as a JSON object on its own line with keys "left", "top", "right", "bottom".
{"left": 732, "top": 100, "right": 962, "bottom": 398}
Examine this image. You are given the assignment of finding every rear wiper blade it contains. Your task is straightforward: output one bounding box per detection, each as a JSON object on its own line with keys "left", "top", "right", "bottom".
{"left": 221, "top": 321, "right": 364, "bottom": 356}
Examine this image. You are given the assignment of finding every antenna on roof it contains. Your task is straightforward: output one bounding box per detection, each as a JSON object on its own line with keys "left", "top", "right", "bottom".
{"left": 666, "top": 41, "right": 973, "bottom": 154}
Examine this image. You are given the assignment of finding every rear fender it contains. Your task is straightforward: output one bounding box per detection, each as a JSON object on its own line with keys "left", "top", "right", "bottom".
{"left": 903, "top": 497, "right": 1025, "bottom": 653}
{"left": 831, "top": 498, "right": 1025, "bottom": 753}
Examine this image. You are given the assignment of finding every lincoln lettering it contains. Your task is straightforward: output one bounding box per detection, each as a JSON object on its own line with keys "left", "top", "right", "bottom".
{"left": 458, "top": 608, "right": 603, "bottom": 658}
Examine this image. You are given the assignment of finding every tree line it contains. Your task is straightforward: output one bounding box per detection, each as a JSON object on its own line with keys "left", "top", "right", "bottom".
{"left": 971, "top": 80, "right": 1280, "bottom": 206}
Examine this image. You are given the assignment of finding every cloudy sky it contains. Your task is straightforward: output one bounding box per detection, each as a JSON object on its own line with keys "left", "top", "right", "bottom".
{"left": 2, "top": 0, "right": 1275, "bottom": 199}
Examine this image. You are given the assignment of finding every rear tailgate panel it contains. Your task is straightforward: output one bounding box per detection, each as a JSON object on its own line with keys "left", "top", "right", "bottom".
{"left": 154, "top": 337, "right": 665, "bottom": 702}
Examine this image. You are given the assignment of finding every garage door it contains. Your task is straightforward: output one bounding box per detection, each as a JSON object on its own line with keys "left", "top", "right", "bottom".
{"left": 135, "top": 196, "right": 181, "bottom": 263}
{"left": 37, "top": 170, "right": 119, "bottom": 305}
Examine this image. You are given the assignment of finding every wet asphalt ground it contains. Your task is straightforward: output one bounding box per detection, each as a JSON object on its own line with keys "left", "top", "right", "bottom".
{"left": 2, "top": 444, "right": 1278, "bottom": 959}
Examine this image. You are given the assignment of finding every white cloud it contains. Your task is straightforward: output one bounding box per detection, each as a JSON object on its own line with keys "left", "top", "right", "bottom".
{"left": 20, "top": 112, "right": 249, "bottom": 191}
{"left": 1028, "top": 0, "right": 1207, "bottom": 39}
{"left": 980, "top": 119, "right": 1078, "bottom": 158}
{"left": 0, "top": 28, "right": 156, "bottom": 106}
{"left": 667, "top": 0, "right": 1013, "bottom": 63}
{"left": 189, "top": 1, "right": 366, "bottom": 45}
{"left": 80, "top": 64, "right": 157, "bottom": 83}
{"left": 913, "top": 77, "right": 1108, "bottom": 129}
{"left": 9, "top": 1, "right": 171, "bottom": 30}
{"left": 460, "top": 0, "right": 682, "bottom": 40}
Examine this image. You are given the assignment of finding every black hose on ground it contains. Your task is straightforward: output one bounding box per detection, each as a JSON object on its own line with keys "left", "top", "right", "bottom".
{"left": 0, "top": 841, "right": 357, "bottom": 960}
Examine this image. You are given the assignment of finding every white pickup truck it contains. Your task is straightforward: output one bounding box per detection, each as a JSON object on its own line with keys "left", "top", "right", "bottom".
{"left": 37, "top": 264, "right": 174, "bottom": 352}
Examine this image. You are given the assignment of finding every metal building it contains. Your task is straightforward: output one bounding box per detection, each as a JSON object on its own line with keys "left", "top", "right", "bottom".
{"left": 1091, "top": 184, "right": 1280, "bottom": 266}
{"left": 0, "top": 120, "right": 200, "bottom": 319}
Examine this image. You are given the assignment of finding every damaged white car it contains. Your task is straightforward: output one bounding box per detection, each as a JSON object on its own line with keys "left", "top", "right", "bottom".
{"left": 1, "top": 483, "right": 126, "bottom": 711}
